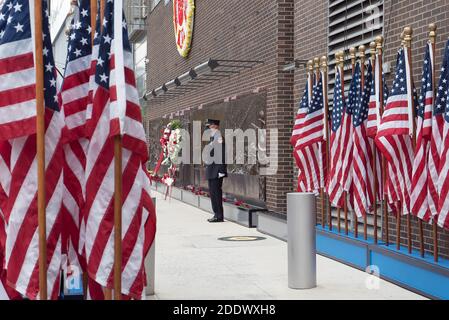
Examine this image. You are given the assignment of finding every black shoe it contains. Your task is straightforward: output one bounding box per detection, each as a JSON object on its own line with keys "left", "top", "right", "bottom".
{"left": 208, "top": 217, "right": 224, "bottom": 223}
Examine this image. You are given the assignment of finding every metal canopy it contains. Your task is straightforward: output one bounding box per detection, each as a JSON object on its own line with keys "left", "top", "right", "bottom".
{"left": 143, "top": 59, "right": 263, "bottom": 103}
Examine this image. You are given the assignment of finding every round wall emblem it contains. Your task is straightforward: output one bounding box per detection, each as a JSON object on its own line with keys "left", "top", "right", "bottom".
{"left": 173, "top": 0, "right": 195, "bottom": 58}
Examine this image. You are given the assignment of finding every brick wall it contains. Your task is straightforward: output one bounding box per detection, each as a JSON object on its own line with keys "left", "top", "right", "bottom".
{"left": 293, "top": 0, "right": 328, "bottom": 224}
{"left": 145, "top": 0, "right": 295, "bottom": 213}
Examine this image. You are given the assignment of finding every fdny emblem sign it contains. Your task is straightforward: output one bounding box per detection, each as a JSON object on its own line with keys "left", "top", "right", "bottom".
{"left": 173, "top": 0, "right": 195, "bottom": 58}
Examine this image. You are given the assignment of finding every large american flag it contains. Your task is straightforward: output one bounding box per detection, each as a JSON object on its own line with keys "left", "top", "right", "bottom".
{"left": 410, "top": 42, "right": 434, "bottom": 222}
{"left": 327, "top": 67, "right": 346, "bottom": 207}
{"left": 1, "top": 0, "right": 64, "bottom": 299}
{"left": 436, "top": 40, "right": 449, "bottom": 229}
{"left": 84, "top": 0, "right": 155, "bottom": 298}
{"left": 59, "top": 0, "right": 93, "bottom": 279}
{"left": 352, "top": 62, "right": 375, "bottom": 218}
{"left": 292, "top": 73, "right": 325, "bottom": 193}
{"left": 375, "top": 47, "right": 415, "bottom": 216}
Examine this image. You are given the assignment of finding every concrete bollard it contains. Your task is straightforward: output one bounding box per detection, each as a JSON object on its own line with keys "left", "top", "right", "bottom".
{"left": 287, "top": 193, "right": 317, "bottom": 289}
{"left": 145, "top": 197, "right": 156, "bottom": 296}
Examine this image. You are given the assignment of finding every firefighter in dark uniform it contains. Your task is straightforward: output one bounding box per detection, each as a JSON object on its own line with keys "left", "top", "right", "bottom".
{"left": 204, "top": 119, "right": 227, "bottom": 223}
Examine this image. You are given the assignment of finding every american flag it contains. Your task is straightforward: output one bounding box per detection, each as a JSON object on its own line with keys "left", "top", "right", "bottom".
{"left": 84, "top": 0, "right": 156, "bottom": 298}
{"left": 436, "top": 40, "right": 449, "bottom": 230}
{"left": 0, "top": 0, "right": 37, "bottom": 140}
{"left": 291, "top": 76, "right": 311, "bottom": 192}
{"left": 367, "top": 55, "right": 390, "bottom": 138}
{"left": 327, "top": 67, "right": 346, "bottom": 207}
{"left": 294, "top": 74, "right": 325, "bottom": 149}
{"left": 339, "top": 63, "right": 360, "bottom": 195}
{"left": 293, "top": 73, "right": 325, "bottom": 193}
{"left": 352, "top": 62, "right": 376, "bottom": 218}
{"left": 1, "top": 0, "right": 64, "bottom": 299}
{"left": 59, "top": 0, "right": 92, "bottom": 279}
{"left": 375, "top": 47, "right": 415, "bottom": 216}
{"left": 410, "top": 42, "right": 434, "bottom": 222}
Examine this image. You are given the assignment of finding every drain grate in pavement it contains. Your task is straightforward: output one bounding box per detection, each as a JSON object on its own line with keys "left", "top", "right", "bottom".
{"left": 218, "top": 236, "right": 266, "bottom": 242}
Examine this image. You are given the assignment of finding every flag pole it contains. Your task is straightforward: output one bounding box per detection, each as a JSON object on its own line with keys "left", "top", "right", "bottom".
{"left": 404, "top": 27, "right": 421, "bottom": 255}
{"left": 309, "top": 59, "right": 325, "bottom": 228}
{"left": 349, "top": 47, "right": 357, "bottom": 237}
{"left": 359, "top": 45, "right": 368, "bottom": 240}
{"left": 113, "top": 0, "right": 124, "bottom": 300}
{"left": 335, "top": 51, "right": 343, "bottom": 233}
{"left": 370, "top": 41, "right": 379, "bottom": 244}
{"left": 429, "top": 23, "right": 439, "bottom": 262}
{"left": 376, "top": 35, "right": 389, "bottom": 246}
{"left": 321, "top": 56, "right": 331, "bottom": 232}
{"left": 312, "top": 58, "right": 323, "bottom": 226}
{"left": 35, "top": 0, "right": 47, "bottom": 300}
{"left": 341, "top": 50, "right": 349, "bottom": 236}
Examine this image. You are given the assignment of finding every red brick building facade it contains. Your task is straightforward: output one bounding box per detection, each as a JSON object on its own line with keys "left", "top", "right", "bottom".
{"left": 144, "top": 0, "right": 449, "bottom": 258}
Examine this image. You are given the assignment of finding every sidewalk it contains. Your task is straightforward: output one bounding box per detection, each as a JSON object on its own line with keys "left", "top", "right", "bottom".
{"left": 149, "top": 193, "right": 425, "bottom": 300}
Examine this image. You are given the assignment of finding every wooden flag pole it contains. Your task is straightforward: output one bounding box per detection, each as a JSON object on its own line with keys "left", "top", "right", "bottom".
{"left": 307, "top": 60, "right": 324, "bottom": 228}
{"left": 359, "top": 45, "right": 368, "bottom": 240}
{"left": 370, "top": 41, "right": 379, "bottom": 244}
{"left": 335, "top": 51, "right": 343, "bottom": 233}
{"left": 403, "top": 27, "right": 420, "bottom": 255}
{"left": 321, "top": 56, "right": 331, "bottom": 232}
{"left": 113, "top": 0, "right": 123, "bottom": 300}
{"left": 35, "top": 0, "right": 47, "bottom": 300}
{"left": 349, "top": 47, "right": 357, "bottom": 237}
{"left": 114, "top": 134, "right": 123, "bottom": 300}
{"left": 404, "top": 27, "right": 422, "bottom": 255}
{"left": 376, "top": 35, "right": 389, "bottom": 246}
{"left": 429, "top": 23, "right": 439, "bottom": 262}
{"left": 340, "top": 51, "right": 349, "bottom": 236}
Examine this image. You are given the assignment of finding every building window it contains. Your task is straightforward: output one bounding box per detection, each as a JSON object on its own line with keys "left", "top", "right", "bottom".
{"left": 328, "top": 0, "right": 384, "bottom": 91}
{"left": 134, "top": 38, "right": 148, "bottom": 103}
{"left": 150, "top": 0, "right": 162, "bottom": 11}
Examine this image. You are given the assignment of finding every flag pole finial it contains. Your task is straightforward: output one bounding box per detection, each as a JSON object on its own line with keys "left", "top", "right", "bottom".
{"left": 359, "top": 45, "right": 366, "bottom": 63}
{"left": 349, "top": 47, "right": 356, "bottom": 65}
{"left": 370, "top": 42, "right": 377, "bottom": 62}
{"left": 307, "top": 60, "right": 314, "bottom": 73}
{"left": 337, "top": 51, "right": 344, "bottom": 68}
{"left": 320, "top": 56, "right": 328, "bottom": 70}
{"left": 375, "top": 36, "right": 384, "bottom": 50}
{"left": 429, "top": 23, "right": 437, "bottom": 44}
{"left": 403, "top": 27, "right": 413, "bottom": 48}
{"left": 313, "top": 57, "right": 320, "bottom": 72}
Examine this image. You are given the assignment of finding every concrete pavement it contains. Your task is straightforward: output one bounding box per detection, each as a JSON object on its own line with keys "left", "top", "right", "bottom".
{"left": 148, "top": 193, "right": 425, "bottom": 300}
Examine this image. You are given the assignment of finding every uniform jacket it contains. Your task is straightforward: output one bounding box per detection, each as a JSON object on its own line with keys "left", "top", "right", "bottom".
{"left": 205, "top": 130, "right": 228, "bottom": 180}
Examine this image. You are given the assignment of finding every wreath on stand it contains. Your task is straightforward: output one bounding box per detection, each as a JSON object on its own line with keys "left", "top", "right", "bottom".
{"left": 150, "top": 120, "right": 183, "bottom": 199}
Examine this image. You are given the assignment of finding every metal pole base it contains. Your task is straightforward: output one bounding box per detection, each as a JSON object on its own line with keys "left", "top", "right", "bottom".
{"left": 287, "top": 193, "right": 317, "bottom": 289}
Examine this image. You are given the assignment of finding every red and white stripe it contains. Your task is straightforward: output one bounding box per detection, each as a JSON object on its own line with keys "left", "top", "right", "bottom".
{"left": 60, "top": 54, "right": 93, "bottom": 274}
{"left": 437, "top": 113, "right": 449, "bottom": 229}
{"left": 375, "top": 53, "right": 414, "bottom": 215}
{"left": 410, "top": 43, "right": 434, "bottom": 221}
{"left": 327, "top": 68, "right": 345, "bottom": 207}
{"left": 3, "top": 111, "right": 64, "bottom": 300}
{"left": 0, "top": 39, "right": 36, "bottom": 140}
{"left": 352, "top": 118, "right": 375, "bottom": 218}
{"left": 367, "top": 55, "right": 381, "bottom": 138}
{"left": 85, "top": 41, "right": 155, "bottom": 299}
